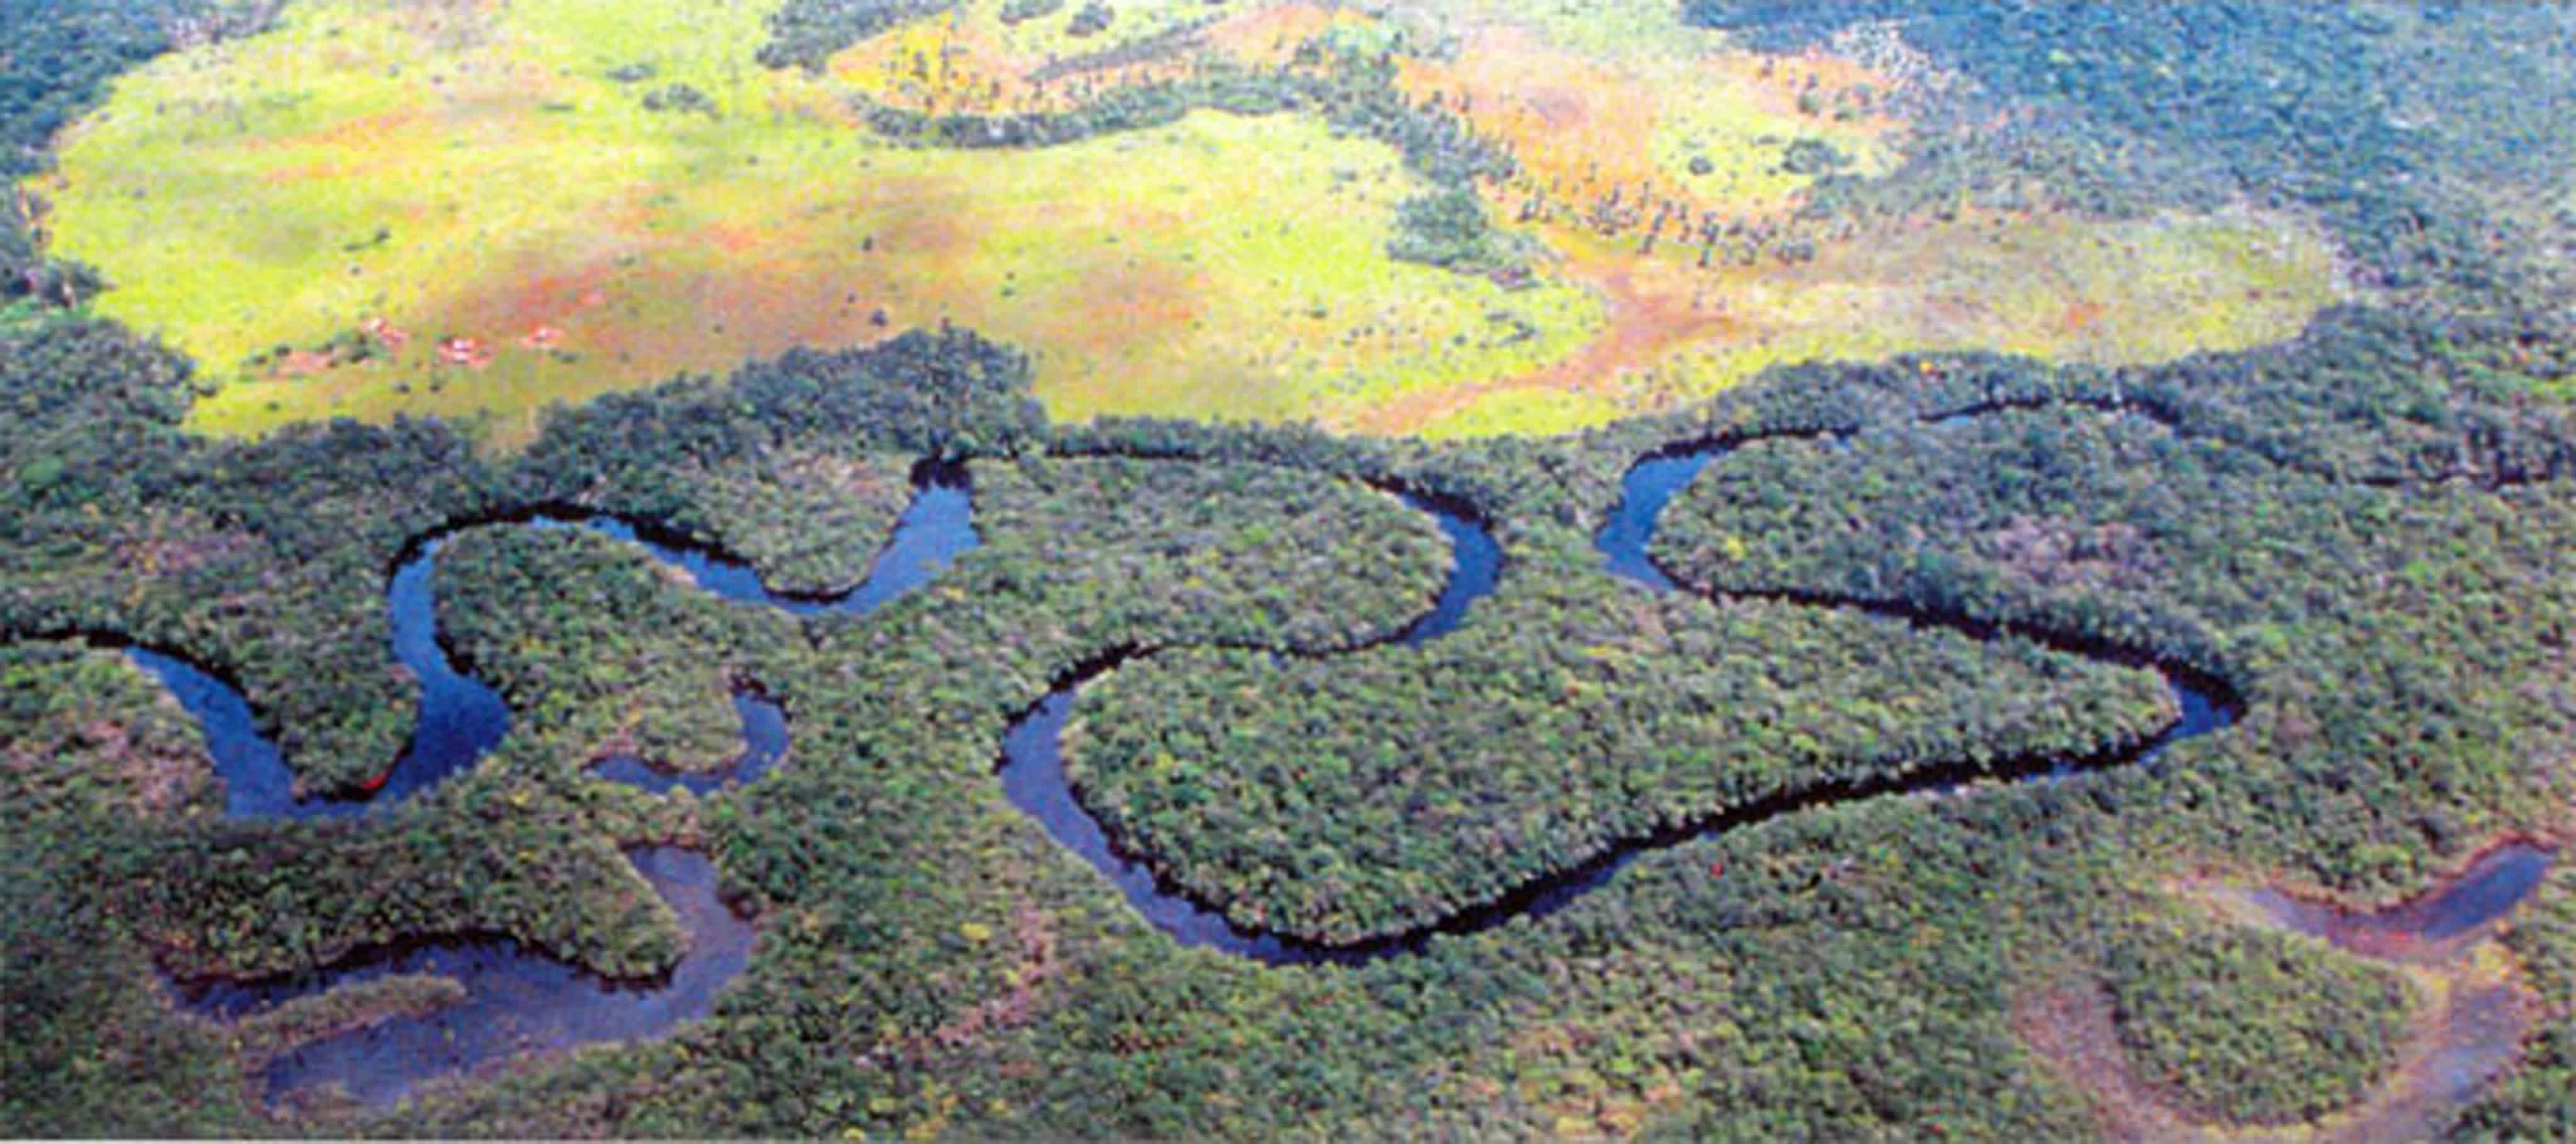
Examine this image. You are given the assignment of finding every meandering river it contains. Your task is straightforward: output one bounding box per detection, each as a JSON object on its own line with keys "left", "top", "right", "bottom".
{"left": 991, "top": 437, "right": 2243, "bottom": 964}
{"left": 130, "top": 464, "right": 975, "bottom": 1106}
{"left": 110, "top": 430, "right": 2503, "bottom": 1105}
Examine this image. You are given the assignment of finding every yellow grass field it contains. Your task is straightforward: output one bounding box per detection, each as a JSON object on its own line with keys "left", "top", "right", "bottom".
{"left": 30, "top": 0, "right": 2346, "bottom": 447}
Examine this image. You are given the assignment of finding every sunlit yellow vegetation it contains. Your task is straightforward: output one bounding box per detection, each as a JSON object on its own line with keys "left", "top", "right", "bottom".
{"left": 30, "top": 0, "right": 2343, "bottom": 447}
{"left": 1384, "top": 0, "right": 1902, "bottom": 221}
{"left": 830, "top": 0, "right": 1356, "bottom": 114}
{"left": 36, "top": 0, "right": 1599, "bottom": 445}
{"left": 1394, "top": 206, "right": 2344, "bottom": 438}
{"left": 1341, "top": 0, "right": 2344, "bottom": 437}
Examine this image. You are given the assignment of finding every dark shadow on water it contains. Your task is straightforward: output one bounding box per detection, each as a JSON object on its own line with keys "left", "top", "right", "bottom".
{"left": 991, "top": 491, "right": 1506, "bottom": 966}
{"left": 133, "top": 426, "right": 2255, "bottom": 1059}
{"left": 1596, "top": 450, "right": 1714, "bottom": 591}
{"left": 1001, "top": 652, "right": 2232, "bottom": 967}
{"left": 1595, "top": 427, "right": 1848, "bottom": 592}
{"left": 999, "top": 686, "right": 1364, "bottom": 964}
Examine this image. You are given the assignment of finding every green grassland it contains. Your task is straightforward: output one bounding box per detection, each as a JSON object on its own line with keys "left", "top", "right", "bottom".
{"left": 30, "top": 0, "right": 2342, "bottom": 448}
{"left": 35, "top": 0, "right": 1600, "bottom": 446}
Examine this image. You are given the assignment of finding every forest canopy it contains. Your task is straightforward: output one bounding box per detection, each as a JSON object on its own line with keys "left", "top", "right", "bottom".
{"left": 1, "top": 1, "right": 2573, "bottom": 1140}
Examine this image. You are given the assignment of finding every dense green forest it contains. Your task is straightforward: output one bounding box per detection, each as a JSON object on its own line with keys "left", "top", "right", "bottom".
{"left": 4, "top": 0, "right": 2575, "bottom": 1140}
{"left": 3, "top": 644, "right": 252, "bottom": 1135}
{"left": 1071, "top": 555, "right": 2171, "bottom": 943}
{"left": 9, "top": 287, "right": 2571, "bottom": 1136}
{"left": 2101, "top": 911, "right": 2414, "bottom": 1125}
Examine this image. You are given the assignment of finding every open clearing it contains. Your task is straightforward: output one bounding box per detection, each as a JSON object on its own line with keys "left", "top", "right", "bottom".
{"left": 33, "top": 0, "right": 2341, "bottom": 447}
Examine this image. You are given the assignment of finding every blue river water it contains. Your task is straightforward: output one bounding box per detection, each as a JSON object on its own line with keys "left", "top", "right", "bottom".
{"left": 133, "top": 464, "right": 977, "bottom": 1107}
{"left": 110, "top": 435, "right": 2429, "bottom": 1099}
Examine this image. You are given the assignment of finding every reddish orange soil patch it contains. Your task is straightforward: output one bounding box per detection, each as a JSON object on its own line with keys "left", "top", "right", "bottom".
{"left": 697, "top": 221, "right": 765, "bottom": 255}
{"left": 1396, "top": 28, "right": 1905, "bottom": 228}
{"left": 246, "top": 109, "right": 425, "bottom": 155}
{"left": 2060, "top": 299, "right": 2110, "bottom": 336}
{"left": 1397, "top": 28, "right": 1662, "bottom": 212}
{"left": 1201, "top": 3, "right": 1360, "bottom": 67}
{"left": 1352, "top": 235, "right": 1734, "bottom": 435}
{"left": 361, "top": 316, "right": 410, "bottom": 352}
{"left": 1035, "top": 252, "right": 1202, "bottom": 360}
{"left": 273, "top": 347, "right": 339, "bottom": 377}
{"left": 252, "top": 109, "right": 428, "bottom": 185}
{"left": 857, "top": 173, "right": 978, "bottom": 260}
